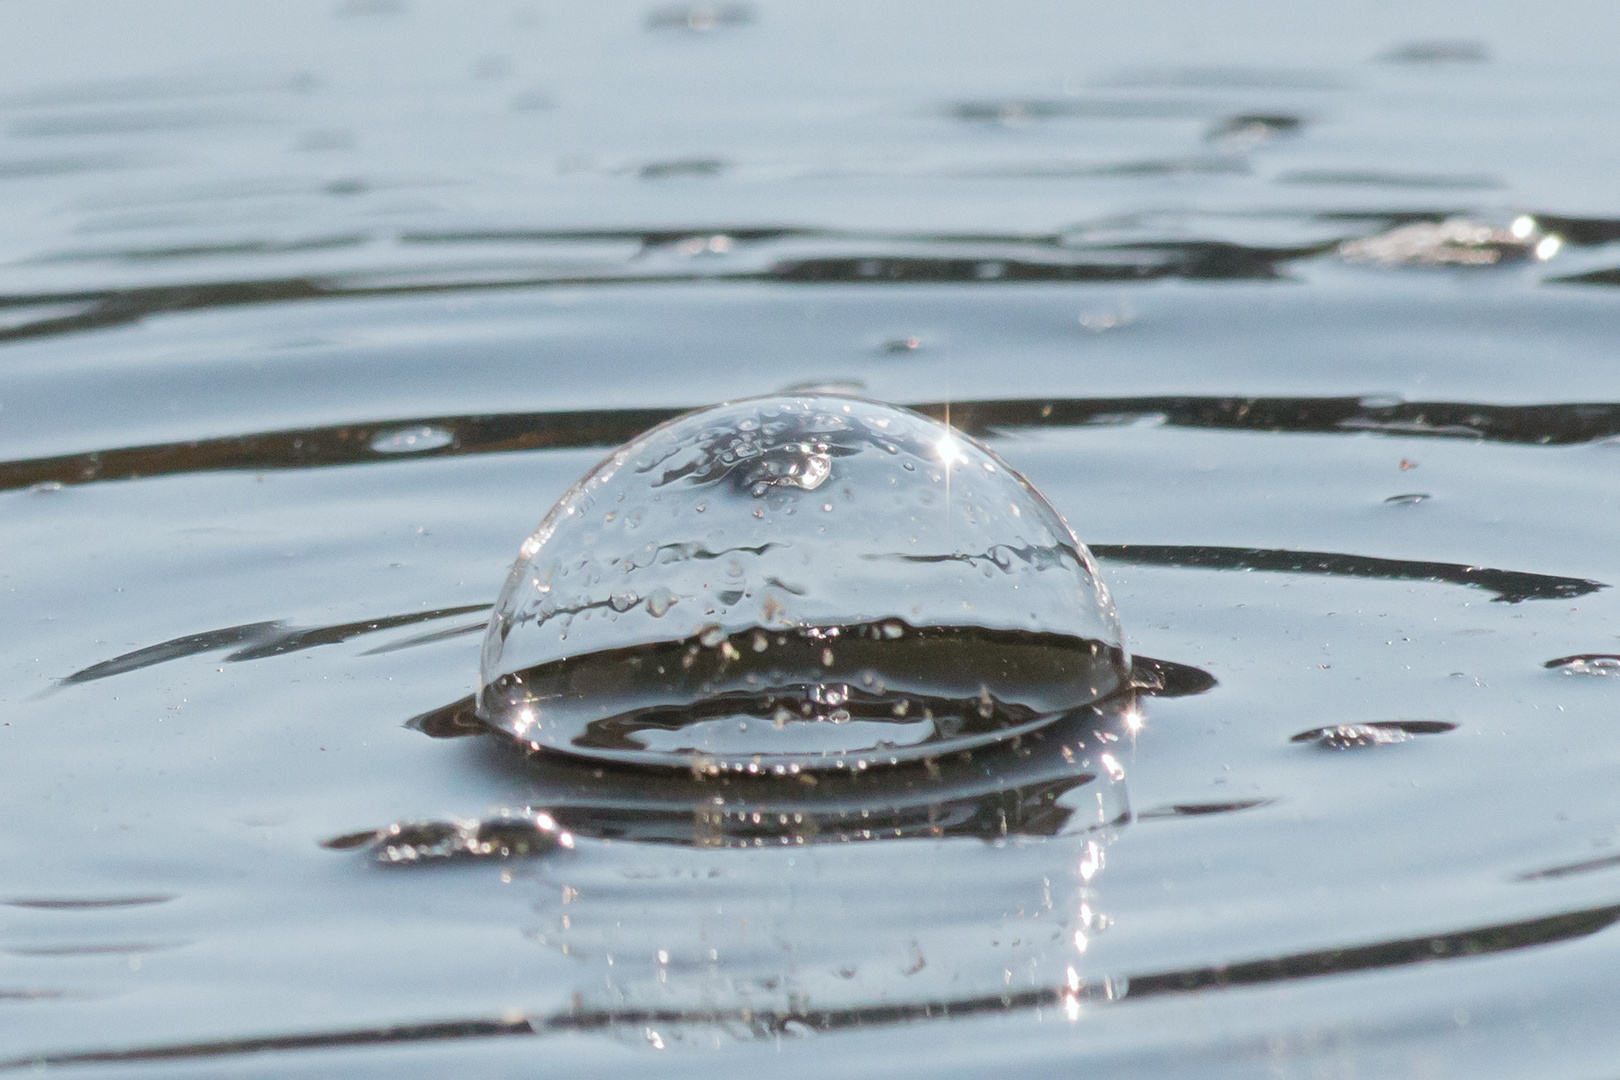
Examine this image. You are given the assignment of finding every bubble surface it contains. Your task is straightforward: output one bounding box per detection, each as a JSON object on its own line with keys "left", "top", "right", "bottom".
{"left": 479, "top": 395, "right": 1127, "bottom": 770}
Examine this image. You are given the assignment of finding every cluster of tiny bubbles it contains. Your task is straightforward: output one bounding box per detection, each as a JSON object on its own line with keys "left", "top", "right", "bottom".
{"left": 477, "top": 394, "right": 1130, "bottom": 774}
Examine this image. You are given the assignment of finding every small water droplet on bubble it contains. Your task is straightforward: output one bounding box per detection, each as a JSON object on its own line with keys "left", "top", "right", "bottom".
{"left": 479, "top": 395, "right": 1128, "bottom": 771}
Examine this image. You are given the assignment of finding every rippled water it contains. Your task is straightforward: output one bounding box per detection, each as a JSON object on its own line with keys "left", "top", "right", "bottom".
{"left": 5, "top": 2, "right": 1620, "bottom": 1076}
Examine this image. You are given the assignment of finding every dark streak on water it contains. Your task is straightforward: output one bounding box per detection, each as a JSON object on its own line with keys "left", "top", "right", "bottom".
{"left": 1090, "top": 546, "right": 1602, "bottom": 603}
{"left": 3, "top": 896, "right": 174, "bottom": 911}
{"left": 11, "top": 396, "right": 1620, "bottom": 495}
{"left": 7, "top": 899, "right": 1616, "bottom": 1073}
{"left": 53, "top": 604, "right": 489, "bottom": 686}
{"left": 0, "top": 207, "right": 1615, "bottom": 344}
{"left": 61, "top": 559, "right": 1579, "bottom": 698}
{"left": 1136, "top": 799, "right": 1275, "bottom": 820}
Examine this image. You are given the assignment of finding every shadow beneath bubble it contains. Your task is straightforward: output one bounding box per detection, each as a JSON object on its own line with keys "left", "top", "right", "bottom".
{"left": 392, "top": 696, "right": 1135, "bottom": 849}
{"left": 405, "top": 650, "right": 1213, "bottom": 745}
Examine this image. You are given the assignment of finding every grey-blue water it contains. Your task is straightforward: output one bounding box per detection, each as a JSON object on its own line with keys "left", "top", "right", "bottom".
{"left": 4, "top": 2, "right": 1620, "bottom": 1075}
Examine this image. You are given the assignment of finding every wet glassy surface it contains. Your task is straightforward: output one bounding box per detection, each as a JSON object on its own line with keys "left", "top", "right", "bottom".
{"left": 3, "top": 1, "right": 1620, "bottom": 1076}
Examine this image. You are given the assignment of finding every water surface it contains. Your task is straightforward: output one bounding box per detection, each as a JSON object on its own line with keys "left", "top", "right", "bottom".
{"left": 4, "top": 2, "right": 1620, "bottom": 1076}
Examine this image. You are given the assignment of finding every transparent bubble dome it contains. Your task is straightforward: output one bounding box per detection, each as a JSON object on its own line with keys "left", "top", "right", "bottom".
{"left": 478, "top": 395, "right": 1128, "bottom": 771}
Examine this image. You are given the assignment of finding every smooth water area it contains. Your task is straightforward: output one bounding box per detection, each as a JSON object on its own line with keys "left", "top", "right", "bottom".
{"left": 4, "top": 1, "right": 1620, "bottom": 1076}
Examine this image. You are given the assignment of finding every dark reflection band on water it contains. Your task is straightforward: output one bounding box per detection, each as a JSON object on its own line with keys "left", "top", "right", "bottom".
{"left": 11, "top": 396, "right": 1620, "bottom": 499}
{"left": 53, "top": 603, "right": 1210, "bottom": 691}
{"left": 51, "top": 603, "right": 488, "bottom": 687}
{"left": 0, "top": 207, "right": 1612, "bottom": 344}
{"left": 50, "top": 546, "right": 1600, "bottom": 691}
{"left": 7, "top": 899, "right": 1618, "bottom": 1072}
{"left": 1088, "top": 545, "right": 1602, "bottom": 603}
{"left": 1135, "top": 798, "right": 1275, "bottom": 820}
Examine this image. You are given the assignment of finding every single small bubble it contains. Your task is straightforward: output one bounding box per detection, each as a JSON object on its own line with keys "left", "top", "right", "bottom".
{"left": 478, "top": 394, "right": 1128, "bottom": 771}
{"left": 675, "top": 234, "right": 734, "bottom": 257}
{"left": 1078, "top": 307, "right": 1134, "bottom": 333}
{"left": 645, "top": 3, "right": 753, "bottom": 32}
{"left": 370, "top": 425, "right": 455, "bottom": 455}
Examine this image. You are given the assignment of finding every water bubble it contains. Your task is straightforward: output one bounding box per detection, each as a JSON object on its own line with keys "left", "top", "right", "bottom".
{"left": 1384, "top": 493, "right": 1431, "bottom": 505}
{"left": 1204, "top": 112, "right": 1303, "bottom": 151}
{"left": 1290, "top": 720, "right": 1454, "bottom": 749}
{"left": 1338, "top": 217, "right": 1557, "bottom": 268}
{"left": 1078, "top": 306, "right": 1134, "bottom": 333}
{"left": 645, "top": 3, "right": 753, "bottom": 31}
{"left": 479, "top": 394, "right": 1128, "bottom": 771}
{"left": 327, "top": 809, "right": 573, "bottom": 864}
{"left": 674, "top": 234, "right": 734, "bottom": 257}
{"left": 1545, "top": 654, "right": 1620, "bottom": 677}
{"left": 1299, "top": 723, "right": 1412, "bottom": 749}
{"left": 370, "top": 425, "right": 455, "bottom": 454}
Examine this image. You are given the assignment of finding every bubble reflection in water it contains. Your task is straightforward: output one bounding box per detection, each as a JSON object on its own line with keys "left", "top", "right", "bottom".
{"left": 478, "top": 395, "right": 1130, "bottom": 773}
